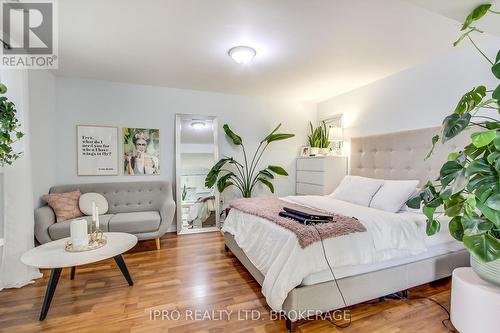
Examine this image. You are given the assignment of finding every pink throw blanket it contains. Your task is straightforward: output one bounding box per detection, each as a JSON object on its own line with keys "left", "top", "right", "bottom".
{"left": 229, "top": 197, "right": 366, "bottom": 248}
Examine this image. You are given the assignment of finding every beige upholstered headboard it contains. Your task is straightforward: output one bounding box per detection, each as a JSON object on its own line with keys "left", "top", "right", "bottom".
{"left": 350, "top": 127, "right": 469, "bottom": 186}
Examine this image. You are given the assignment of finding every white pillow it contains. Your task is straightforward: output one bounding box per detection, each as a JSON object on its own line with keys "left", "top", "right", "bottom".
{"left": 330, "top": 176, "right": 384, "bottom": 207}
{"left": 370, "top": 180, "right": 419, "bottom": 213}
{"left": 79, "top": 193, "right": 109, "bottom": 215}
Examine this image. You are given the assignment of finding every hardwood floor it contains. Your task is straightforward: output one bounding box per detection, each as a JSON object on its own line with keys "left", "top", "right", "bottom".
{"left": 0, "top": 232, "right": 455, "bottom": 333}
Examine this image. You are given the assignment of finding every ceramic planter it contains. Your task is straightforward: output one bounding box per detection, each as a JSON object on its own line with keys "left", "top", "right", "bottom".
{"left": 470, "top": 253, "right": 500, "bottom": 286}
{"left": 309, "top": 147, "right": 320, "bottom": 155}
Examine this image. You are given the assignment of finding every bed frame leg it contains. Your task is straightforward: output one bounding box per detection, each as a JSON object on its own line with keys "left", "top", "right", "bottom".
{"left": 224, "top": 244, "right": 229, "bottom": 252}
{"left": 401, "top": 289, "right": 408, "bottom": 299}
{"left": 285, "top": 318, "right": 296, "bottom": 332}
{"left": 379, "top": 297, "right": 385, "bottom": 302}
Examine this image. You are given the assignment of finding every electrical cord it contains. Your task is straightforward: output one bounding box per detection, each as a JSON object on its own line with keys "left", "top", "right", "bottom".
{"left": 310, "top": 222, "right": 352, "bottom": 328}
{"left": 389, "top": 292, "right": 456, "bottom": 332}
{"left": 309, "top": 221, "right": 455, "bottom": 331}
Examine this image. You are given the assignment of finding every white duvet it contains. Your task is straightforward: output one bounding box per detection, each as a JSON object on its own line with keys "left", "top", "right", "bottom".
{"left": 222, "top": 195, "right": 429, "bottom": 311}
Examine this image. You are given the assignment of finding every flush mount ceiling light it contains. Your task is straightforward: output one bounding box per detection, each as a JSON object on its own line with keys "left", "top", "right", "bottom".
{"left": 228, "top": 46, "right": 256, "bottom": 64}
{"left": 191, "top": 121, "right": 206, "bottom": 129}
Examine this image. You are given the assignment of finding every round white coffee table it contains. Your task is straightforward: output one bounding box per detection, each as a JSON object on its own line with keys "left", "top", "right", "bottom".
{"left": 21, "top": 232, "right": 137, "bottom": 320}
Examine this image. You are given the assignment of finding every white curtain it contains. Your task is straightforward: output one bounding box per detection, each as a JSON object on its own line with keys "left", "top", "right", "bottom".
{"left": 0, "top": 70, "right": 42, "bottom": 290}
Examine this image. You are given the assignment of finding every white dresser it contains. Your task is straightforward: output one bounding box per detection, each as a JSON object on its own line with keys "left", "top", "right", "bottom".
{"left": 296, "top": 156, "right": 347, "bottom": 195}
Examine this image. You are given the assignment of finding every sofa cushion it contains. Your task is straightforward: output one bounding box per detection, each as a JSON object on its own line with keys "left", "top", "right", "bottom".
{"left": 43, "top": 191, "right": 84, "bottom": 222}
{"left": 48, "top": 214, "right": 113, "bottom": 240}
{"left": 108, "top": 211, "right": 160, "bottom": 233}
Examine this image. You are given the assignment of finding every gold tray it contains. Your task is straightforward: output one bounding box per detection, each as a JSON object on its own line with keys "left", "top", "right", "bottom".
{"left": 65, "top": 238, "right": 107, "bottom": 252}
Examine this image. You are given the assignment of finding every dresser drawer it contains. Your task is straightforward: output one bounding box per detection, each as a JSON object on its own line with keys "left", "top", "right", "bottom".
{"left": 296, "top": 170, "right": 325, "bottom": 186}
{"left": 296, "top": 182, "right": 326, "bottom": 195}
{"left": 296, "top": 157, "right": 326, "bottom": 171}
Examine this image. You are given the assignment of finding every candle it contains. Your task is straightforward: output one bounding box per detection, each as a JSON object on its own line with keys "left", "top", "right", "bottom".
{"left": 92, "top": 201, "right": 96, "bottom": 221}
{"left": 70, "top": 219, "right": 88, "bottom": 249}
{"left": 95, "top": 206, "right": 100, "bottom": 229}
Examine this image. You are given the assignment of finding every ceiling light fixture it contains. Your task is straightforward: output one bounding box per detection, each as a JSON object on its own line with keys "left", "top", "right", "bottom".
{"left": 191, "top": 121, "right": 206, "bottom": 129}
{"left": 228, "top": 46, "right": 256, "bottom": 64}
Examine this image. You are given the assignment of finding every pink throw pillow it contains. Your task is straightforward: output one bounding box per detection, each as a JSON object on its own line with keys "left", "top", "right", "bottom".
{"left": 43, "top": 191, "right": 84, "bottom": 222}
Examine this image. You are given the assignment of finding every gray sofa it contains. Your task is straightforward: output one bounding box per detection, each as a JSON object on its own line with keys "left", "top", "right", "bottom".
{"left": 34, "top": 181, "right": 176, "bottom": 249}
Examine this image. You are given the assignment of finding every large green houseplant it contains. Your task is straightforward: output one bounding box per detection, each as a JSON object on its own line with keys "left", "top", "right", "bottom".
{"left": 0, "top": 82, "right": 24, "bottom": 167}
{"left": 407, "top": 5, "right": 500, "bottom": 276}
{"left": 205, "top": 123, "right": 294, "bottom": 198}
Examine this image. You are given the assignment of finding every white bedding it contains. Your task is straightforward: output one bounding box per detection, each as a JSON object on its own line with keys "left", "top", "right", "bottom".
{"left": 222, "top": 195, "right": 462, "bottom": 311}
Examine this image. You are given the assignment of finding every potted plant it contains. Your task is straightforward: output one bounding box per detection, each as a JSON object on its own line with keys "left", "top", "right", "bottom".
{"left": 0, "top": 82, "right": 24, "bottom": 169}
{"left": 407, "top": 4, "right": 500, "bottom": 285}
{"left": 205, "top": 123, "right": 294, "bottom": 198}
{"left": 307, "top": 121, "right": 321, "bottom": 155}
{"left": 319, "top": 121, "right": 331, "bottom": 155}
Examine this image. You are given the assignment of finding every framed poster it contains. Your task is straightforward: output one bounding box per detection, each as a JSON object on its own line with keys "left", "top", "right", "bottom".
{"left": 77, "top": 125, "right": 118, "bottom": 176}
{"left": 123, "top": 128, "right": 160, "bottom": 175}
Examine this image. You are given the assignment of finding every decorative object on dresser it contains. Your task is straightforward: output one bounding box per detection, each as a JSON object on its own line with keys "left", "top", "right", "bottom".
{"left": 296, "top": 156, "right": 347, "bottom": 195}
{"left": 77, "top": 125, "right": 118, "bottom": 176}
{"left": 21, "top": 232, "right": 137, "bottom": 320}
{"left": 34, "top": 181, "right": 175, "bottom": 250}
{"left": 307, "top": 121, "right": 330, "bottom": 155}
{"left": 406, "top": 4, "right": 500, "bottom": 276}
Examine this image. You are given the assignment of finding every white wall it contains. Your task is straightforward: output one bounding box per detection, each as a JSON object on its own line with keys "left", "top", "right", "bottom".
{"left": 317, "top": 37, "right": 500, "bottom": 140}
{"left": 28, "top": 70, "right": 57, "bottom": 207}
{"left": 53, "top": 78, "right": 315, "bottom": 201}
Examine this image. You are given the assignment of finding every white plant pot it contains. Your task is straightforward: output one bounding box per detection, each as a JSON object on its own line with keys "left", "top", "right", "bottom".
{"left": 319, "top": 148, "right": 329, "bottom": 155}
{"left": 470, "top": 253, "right": 500, "bottom": 286}
{"left": 309, "top": 147, "right": 320, "bottom": 155}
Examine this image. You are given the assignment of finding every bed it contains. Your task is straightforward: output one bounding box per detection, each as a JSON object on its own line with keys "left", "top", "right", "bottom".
{"left": 222, "top": 127, "right": 470, "bottom": 332}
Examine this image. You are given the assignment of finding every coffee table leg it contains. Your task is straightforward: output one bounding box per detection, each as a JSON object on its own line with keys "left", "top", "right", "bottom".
{"left": 113, "top": 255, "right": 133, "bottom": 286}
{"left": 39, "top": 268, "right": 62, "bottom": 321}
{"left": 70, "top": 266, "right": 76, "bottom": 280}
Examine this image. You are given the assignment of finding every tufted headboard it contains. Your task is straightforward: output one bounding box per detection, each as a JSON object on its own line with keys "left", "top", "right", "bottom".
{"left": 350, "top": 127, "right": 469, "bottom": 186}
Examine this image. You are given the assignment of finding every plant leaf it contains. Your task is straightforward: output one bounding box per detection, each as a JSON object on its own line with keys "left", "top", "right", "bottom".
{"left": 0, "top": 83, "right": 6, "bottom": 94}
{"left": 425, "top": 135, "right": 440, "bottom": 160}
{"left": 217, "top": 172, "right": 235, "bottom": 192}
{"left": 442, "top": 113, "right": 471, "bottom": 142}
{"left": 493, "top": 62, "right": 500, "bottom": 80}
{"left": 268, "top": 165, "right": 288, "bottom": 176}
{"left": 463, "top": 233, "right": 500, "bottom": 263}
{"left": 477, "top": 200, "right": 500, "bottom": 228}
{"left": 205, "top": 158, "right": 232, "bottom": 188}
{"left": 440, "top": 161, "right": 465, "bottom": 188}
{"left": 466, "top": 158, "right": 495, "bottom": 178}
{"left": 266, "top": 133, "right": 295, "bottom": 143}
{"left": 406, "top": 194, "right": 422, "bottom": 209}
{"left": 426, "top": 219, "right": 440, "bottom": 236}
{"left": 471, "top": 130, "right": 497, "bottom": 147}
{"left": 461, "top": 4, "right": 491, "bottom": 31}
{"left": 448, "top": 216, "right": 464, "bottom": 241}
{"left": 258, "top": 169, "right": 274, "bottom": 179}
{"left": 261, "top": 123, "right": 281, "bottom": 143}
{"left": 223, "top": 124, "right": 242, "bottom": 145}
{"left": 493, "top": 84, "right": 500, "bottom": 104}
{"left": 485, "top": 193, "right": 500, "bottom": 210}
{"left": 258, "top": 177, "right": 274, "bottom": 193}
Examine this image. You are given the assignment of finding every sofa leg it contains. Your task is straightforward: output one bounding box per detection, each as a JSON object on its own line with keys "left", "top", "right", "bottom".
{"left": 285, "top": 318, "right": 297, "bottom": 332}
{"left": 155, "top": 238, "right": 161, "bottom": 250}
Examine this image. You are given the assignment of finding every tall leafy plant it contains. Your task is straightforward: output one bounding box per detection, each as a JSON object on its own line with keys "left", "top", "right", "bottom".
{"left": 407, "top": 4, "right": 500, "bottom": 263}
{"left": 205, "top": 123, "right": 294, "bottom": 198}
{"left": 0, "top": 83, "right": 24, "bottom": 166}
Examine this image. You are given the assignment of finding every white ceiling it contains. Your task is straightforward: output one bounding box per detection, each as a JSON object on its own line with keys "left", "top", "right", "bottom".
{"left": 54, "top": 0, "right": 498, "bottom": 102}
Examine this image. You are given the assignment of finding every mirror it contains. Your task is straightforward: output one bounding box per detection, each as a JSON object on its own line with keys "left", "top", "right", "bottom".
{"left": 175, "top": 114, "right": 219, "bottom": 234}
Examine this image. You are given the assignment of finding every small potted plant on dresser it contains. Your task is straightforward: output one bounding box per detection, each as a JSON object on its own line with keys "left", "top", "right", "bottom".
{"left": 307, "top": 121, "right": 331, "bottom": 156}
{"left": 307, "top": 122, "right": 321, "bottom": 155}
{"left": 406, "top": 4, "right": 500, "bottom": 286}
